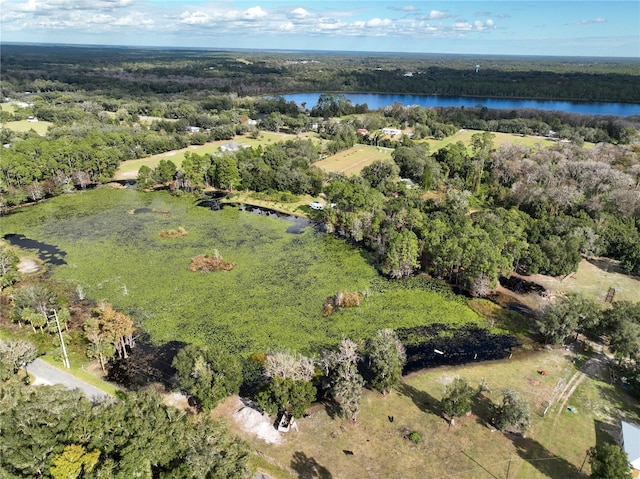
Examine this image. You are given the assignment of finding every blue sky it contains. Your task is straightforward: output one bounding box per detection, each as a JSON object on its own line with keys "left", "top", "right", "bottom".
{"left": 1, "top": 1, "right": 638, "bottom": 57}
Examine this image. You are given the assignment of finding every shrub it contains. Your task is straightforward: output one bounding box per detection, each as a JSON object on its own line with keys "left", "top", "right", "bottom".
{"left": 159, "top": 226, "right": 188, "bottom": 238}
{"left": 334, "top": 291, "right": 364, "bottom": 308}
{"left": 189, "top": 251, "right": 235, "bottom": 272}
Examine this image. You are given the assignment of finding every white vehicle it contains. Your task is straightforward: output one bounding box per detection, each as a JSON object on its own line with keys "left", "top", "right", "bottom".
{"left": 309, "top": 201, "right": 324, "bottom": 210}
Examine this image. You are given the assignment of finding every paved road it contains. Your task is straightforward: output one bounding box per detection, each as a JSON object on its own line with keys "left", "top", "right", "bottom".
{"left": 26, "top": 358, "right": 112, "bottom": 403}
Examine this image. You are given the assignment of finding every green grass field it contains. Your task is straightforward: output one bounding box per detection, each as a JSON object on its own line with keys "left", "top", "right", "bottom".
{"left": 315, "top": 145, "right": 393, "bottom": 175}
{"left": 0, "top": 103, "right": 17, "bottom": 113}
{"left": 2, "top": 119, "right": 52, "bottom": 135}
{"left": 526, "top": 258, "right": 640, "bottom": 304}
{"left": 223, "top": 347, "right": 639, "bottom": 479}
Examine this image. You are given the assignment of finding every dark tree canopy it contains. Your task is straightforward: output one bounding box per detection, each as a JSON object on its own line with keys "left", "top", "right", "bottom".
{"left": 172, "top": 344, "right": 243, "bottom": 411}
{"left": 0, "top": 381, "right": 252, "bottom": 479}
{"left": 589, "top": 443, "right": 632, "bottom": 479}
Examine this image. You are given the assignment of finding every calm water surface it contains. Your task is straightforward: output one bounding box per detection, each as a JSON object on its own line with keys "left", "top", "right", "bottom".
{"left": 284, "top": 93, "right": 640, "bottom": 116}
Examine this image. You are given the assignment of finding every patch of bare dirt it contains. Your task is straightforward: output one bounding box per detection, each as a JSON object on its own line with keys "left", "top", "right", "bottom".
{"left": 223, "top": 397, "right": 282, "bottom": 444}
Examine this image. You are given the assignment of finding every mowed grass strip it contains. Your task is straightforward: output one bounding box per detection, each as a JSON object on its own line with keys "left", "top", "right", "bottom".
{"left": 223, "top": 348, "right": 639, "bottom": 479}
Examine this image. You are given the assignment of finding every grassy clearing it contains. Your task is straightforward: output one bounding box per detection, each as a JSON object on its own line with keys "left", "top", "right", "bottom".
{"left": 421, "top": 129, "right": 594, "bottom": 152}
{"left": 113, "top": 131, "right": 320, "bottom": 179}
{"left": 221, "top": 347, "right": 639, "bottom": 479}
{"left": 2, "top": 119, "right": 52, "bottom": 135}
{"left": 1, "top": 188, "right": 489, "bottom": 355}
{"left": 0, "top": 103, "right": 17, "bottom": 113}
{"left": 314, "top": 130, "right": 593, "bottom": 178}
{"left": 315, "top": 145, "right": 393, "bottom": 175}
{"left": 223, "top": 191, "right": 319, "bottom": 216}
{"left": 526, "top": 258, "right": 640, "bottom": 304}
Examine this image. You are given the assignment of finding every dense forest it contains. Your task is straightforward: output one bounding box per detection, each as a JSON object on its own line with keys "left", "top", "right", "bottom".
{"left": 1, "top": 44, "right": 640, "bottom": 478}
{"left": 2, "top": 44, "right": 640, "bottom": 101}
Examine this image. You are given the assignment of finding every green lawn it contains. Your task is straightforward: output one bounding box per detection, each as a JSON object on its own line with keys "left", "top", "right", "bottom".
{"left": 2, "top": 119, "right": 52, "bottom": 135}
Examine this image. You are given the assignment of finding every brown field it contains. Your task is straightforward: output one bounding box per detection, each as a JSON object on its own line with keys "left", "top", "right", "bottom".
{"left": 218, "top": 347, "right": 639, "bottom": 479}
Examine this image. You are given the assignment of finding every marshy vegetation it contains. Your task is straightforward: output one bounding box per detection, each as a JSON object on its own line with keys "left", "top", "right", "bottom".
{"left": 1, "top": 188, "right": 512, "bottom": 358}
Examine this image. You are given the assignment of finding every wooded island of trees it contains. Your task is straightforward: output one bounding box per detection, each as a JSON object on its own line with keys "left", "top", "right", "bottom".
{"left": 1, "top": 45, "right": 639, "bottom": 479}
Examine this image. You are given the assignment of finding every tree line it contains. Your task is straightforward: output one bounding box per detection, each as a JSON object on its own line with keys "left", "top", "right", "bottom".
{"left": 3, "top": 44, "right": 640, "bottom": 102}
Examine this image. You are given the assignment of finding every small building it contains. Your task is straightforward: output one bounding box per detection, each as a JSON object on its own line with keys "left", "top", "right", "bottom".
{"left": 220, "top": 141, "right": 249, "bottom": 152}
{"left": 621, "top": 421, "right": 640, "bottom": 478}
{"left": 381, "top": 127, "right": 402, "bottom": 136}
{"left": 398, "top": 178, "right": 415, "bottom": 189}
{"left": 187, "top": 126, "right": 201, "bottom": 133}
{"left": 357, "top": 128, "right": 368, "bottom": 135}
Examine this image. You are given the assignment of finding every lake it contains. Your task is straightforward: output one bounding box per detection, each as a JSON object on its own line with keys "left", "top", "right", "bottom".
{"left": 284, "top": 93, "right": 640, "bottom": 117}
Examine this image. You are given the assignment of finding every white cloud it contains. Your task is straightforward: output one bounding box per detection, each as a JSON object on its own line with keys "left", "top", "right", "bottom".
{"left": 423, "top": 10, "right": 452, "bottom": 20}
{"left": 577, "top": 17, "right": 607, "bottom": 25}
{"left": 179, "top": 10, "right": 211, "bottom": 25}
{"left": 453, "top": 21, "right": 472, "bottom": 31}
{"left": 290, "top": 7, "right": 310, "bottom": 19}
{"left": 1, "top": 1, "right": 501, "bottom": 46}
{"left": 388, "top": 5, "right": 419, "bottom": 12}
{"left": 365, "top": 18, "right": 392, "bottom": 28}
{"left": 244, "top": 6, "right": 267, "bottom": 20}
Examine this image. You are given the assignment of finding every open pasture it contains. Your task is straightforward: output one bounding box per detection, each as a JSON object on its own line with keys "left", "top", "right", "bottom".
{"left": 422, "top": 129, "right": 586, "bottom": 151}
{"left": 2, "top": 119, "right": 52, "bottom": 135}
{"left": 224, "top": 347, "right": 639, "bottom": 479}
{"left": 315, "top": 145, "right": 393, "bottom": 175}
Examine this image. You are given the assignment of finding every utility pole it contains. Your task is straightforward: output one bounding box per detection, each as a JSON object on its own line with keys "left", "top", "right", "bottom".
{"left": 49, "top": 309, "right": 70, "bottom": 368}
{"left": 505, "top": 458, "right": 512, "bottom": 479}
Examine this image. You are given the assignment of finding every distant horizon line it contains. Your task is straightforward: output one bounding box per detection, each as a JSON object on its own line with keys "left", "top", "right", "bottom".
{"left": 2, "top": 41, "right": 638, "bottom": 61}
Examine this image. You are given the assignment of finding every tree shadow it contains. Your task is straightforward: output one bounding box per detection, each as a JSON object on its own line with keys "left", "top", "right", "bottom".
{"left": 471, "top": 393, "right": 496, "bottom": 429}
{"left": 595, "top": 382, "right": 640, "bottom": 420}
{"left": 594, "top": 419, "right": 621, "bottom": 447}
{"left": 290, "top": 451, "right": 333, "bottom": 479}
{"left": 396, "top": 381, "right": 443, "bottom": 418}
{"left": 510, "top": 434, "right": 586, "bottom": 479}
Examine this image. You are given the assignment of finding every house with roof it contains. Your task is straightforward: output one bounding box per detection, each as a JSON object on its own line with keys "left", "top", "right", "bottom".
{"left": 622, "top": 421, "right": 640, "bottom": 478}
{"left": 381, "top": 127, "right": 402, "bottom": 136}
{"left": 220, "top": 141, "right": 249, "bottom": 152}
